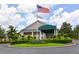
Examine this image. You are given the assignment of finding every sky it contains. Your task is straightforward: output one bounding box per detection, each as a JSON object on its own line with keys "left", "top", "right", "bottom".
{"left": 0, "top": 4, "right": 79, "bottom": 31}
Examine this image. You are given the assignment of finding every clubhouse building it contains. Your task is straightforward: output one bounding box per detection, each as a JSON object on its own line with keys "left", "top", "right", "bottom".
{"left": 20, "top": 20, "right": 57, "bottom": 40}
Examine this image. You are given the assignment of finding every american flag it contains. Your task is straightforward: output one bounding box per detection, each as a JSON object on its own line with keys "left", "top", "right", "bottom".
{"left": 37, "top": 5, "right": 49, "bottom": 13}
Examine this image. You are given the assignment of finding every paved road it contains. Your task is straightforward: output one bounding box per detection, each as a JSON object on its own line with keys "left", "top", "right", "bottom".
{"left": 0, "top": 44, "right": 79, "bottom": 54}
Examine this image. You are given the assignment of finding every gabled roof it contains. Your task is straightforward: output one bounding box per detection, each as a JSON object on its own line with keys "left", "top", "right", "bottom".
{"left": 20, "top": 20, "right": 48, "bottom": 32}
{"left": 26, "top": 20, "right": 47, "bottom": 29}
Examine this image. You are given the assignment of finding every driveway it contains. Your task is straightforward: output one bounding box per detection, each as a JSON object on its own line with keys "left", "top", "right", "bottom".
{"left": 0, "top": 44, "right": 79, "bottom": 54}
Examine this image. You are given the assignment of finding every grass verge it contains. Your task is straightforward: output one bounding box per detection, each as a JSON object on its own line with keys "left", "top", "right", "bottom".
{"left": 11, "top": 43, "right": 66, "bottom": 47}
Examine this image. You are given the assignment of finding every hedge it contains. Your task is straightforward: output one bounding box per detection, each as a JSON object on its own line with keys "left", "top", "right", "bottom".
{"left": 0, "top": 41, "right": 10, "bottom": 44}
{"left": 10, "top": 39, "right": 72, "bottom": 44}
{"left": 10, "top": 36, "right": 72, "bottom": 44}
{"left": 10, "top": 40, "right": 29, "bottom": 44}
{"left": 44, "top": 39, "right": 72, "bottom": 43}
{"left": 10, "top": 40, "right": 46, "bottom": 44}
{"left": 28, "top": 40, "right": 46, "bottom": 44}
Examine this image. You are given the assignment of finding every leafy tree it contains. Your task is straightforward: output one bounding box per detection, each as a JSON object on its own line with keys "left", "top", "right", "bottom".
{"left": 0, "top": 25, "right": 5, "bottom": 42}
{"left": 7, "top": 25, "right": 18, "bottom": 42}
{"left": 73, "top": 25, "right": 79, "bottom": 39}
{"left": 59, "top": 22, "right": 72, "bottom": 37}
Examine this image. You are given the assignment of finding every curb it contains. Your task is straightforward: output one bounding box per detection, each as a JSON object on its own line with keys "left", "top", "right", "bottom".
{"left": 7, "top": 43, "right": 76, "bottom": 48}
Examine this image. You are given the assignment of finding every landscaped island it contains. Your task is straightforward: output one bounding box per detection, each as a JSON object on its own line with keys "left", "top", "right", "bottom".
{"left": 10, "top": 36, "right": 72, "bottom": 47}
{"left": 12, "top": 43, "right": 65, "bottom": 47}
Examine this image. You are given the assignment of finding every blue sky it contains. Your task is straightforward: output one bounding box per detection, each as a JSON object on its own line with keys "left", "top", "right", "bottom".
{"left": 53, "top": 4, "right": 79, "bottom": 12}
{"left": 0, "top": 4, "right": 79, "bottom": 31}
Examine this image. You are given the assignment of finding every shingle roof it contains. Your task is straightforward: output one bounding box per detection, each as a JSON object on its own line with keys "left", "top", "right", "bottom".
{"left": 19, "top": 20, "right": 47, "bottom": 33}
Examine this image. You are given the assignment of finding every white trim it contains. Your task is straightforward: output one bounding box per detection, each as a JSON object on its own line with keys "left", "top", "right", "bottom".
{"left": 39, "top": 31, "right": 42, "bottom": 40}
{"left": 32, "top": 31, "right": 34, "bottom": 37}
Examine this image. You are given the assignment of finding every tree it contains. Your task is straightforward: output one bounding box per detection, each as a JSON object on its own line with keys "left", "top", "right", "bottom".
{"left": 73, "top": 25, "right": 79, "bottom": 39}
{"left": 0, "top": 25, "right": 5, "bottom": 42}
{"left": 7, "top": 25, "right": 18, "bottom": 42}
{"left": 59, "top": 22, "right": 72, "bottom": 37}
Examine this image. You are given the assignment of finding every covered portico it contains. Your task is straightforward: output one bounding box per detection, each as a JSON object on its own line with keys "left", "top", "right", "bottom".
{"left": 38, "top": 24, "right": 57, "bottom": 40}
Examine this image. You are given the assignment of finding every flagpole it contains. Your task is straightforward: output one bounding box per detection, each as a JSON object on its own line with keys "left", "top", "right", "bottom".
{"left": 55, "top": 22, "right": 57, "bottom": 37}
{"left": 37, "top": 5, "right": 49, "bottom": 40}
{"left": 37, "top": 5, "right": 39, "bottom": 40}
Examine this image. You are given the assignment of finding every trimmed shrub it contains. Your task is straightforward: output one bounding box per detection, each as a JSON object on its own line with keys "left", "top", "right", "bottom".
{"left": 32, "top": 36, "right": 36, "bottom": 40}
{"left": 10, "top": 40, "right": 46, "bottom": 44}
{"left": 10, "top": 35, "right": 72, "bottom": 44}
{"left": 10, "top": 40, "right": 29, "bottom": 44}
{"left": 10, "top": 39, "right": 72, "bottom": 44}
{"left": 44, "top": 39, "right": 72, "bottom": 43}
{"left": 66, "top": 37, "right": 71, "bottom": 40}
{"left": 27, "top": 35, "right": 32, "bottom": 40}
{"left": 28, "top": 40, "right": 46, "bottom": 44}
{"left": 0, "top": 41, "right": 10, "bottom": 44}
{"left": 44, "top": 36, "right": 72, "bottom": 43}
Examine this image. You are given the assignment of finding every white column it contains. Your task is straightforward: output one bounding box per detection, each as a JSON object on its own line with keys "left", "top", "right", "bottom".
{"left": 43, "top": 33, "right": 45, "bottom": 38}
{"left": 36, "top": 29, "right": 39, "bottom": 40}
{"left": 55, "top": 29, "right": 58, "bottom": 36}
{"left": 39, "top": 31, "right": 42, "bottom": 40}
{"left": 32, "top": 31, "right": 34, "bottom": 37}
{"left": 54, "top": 30, "right": 56, "bottom": 36}
{"left": 37, "top": 32, "right": 39, "bottom": 39}
{"left": 54, "top": 29, "right": 57, "bottom": 36}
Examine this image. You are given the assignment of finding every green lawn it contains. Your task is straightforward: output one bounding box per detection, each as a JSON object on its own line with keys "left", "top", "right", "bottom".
{"left": 11, "top": 43, "right": 66, "bottom": 47}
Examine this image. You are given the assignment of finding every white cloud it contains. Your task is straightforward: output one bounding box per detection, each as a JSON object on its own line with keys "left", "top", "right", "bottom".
{"left": 49, "top": 8, "right": 79, "bottom": 29}
{"left": 49, "top": 8, "right": 65, "bottom": 28}
{"left": 26, "top": 14, "right": 37, "bottom": 26}
{"left": 0, "top": 4, "right": 37, "bottom": 31}
{"left": 17, "top": 4, "right": 36, "bottom": 13}
{"left": 7, "top": 7, "right": 17, "bottom": 14}
{"left": 49, "top": 15, "right": 65, "bottom": 28}
{"left": 1, "top": 4, "right": 8, "bottom": 9}
{"left": 0, "top": 14, "right": 4, "bottom": 20}
{"left": 0, "top": 5, "right": 17, "bottom": 15}
{"left": 53, "top": 8, "right": 64, "bottom": 15}
{"left": 14, "top": 14, "right": 22, "bottom": 20}
{"left": 66, "top": 10, "right": 79, "bottom": 24}
{"left": 7, "top": 14, "right": 22, "bottom": 27}
{"left": 16, "top": 17, "right": 27, "bottom": 31}
{"left": 0, "top": 5, "right": 20, "bottom": 30}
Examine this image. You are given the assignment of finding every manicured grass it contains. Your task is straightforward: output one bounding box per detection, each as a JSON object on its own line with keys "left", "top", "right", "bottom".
{"left": 11, "top": 43, "right": 66, "bottom": 47}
